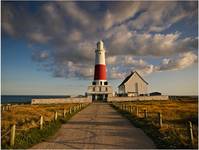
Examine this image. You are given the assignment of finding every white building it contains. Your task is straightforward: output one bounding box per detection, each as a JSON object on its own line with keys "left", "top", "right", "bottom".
{"left": 118, "top": 71, "right": 148, "bottom": 96}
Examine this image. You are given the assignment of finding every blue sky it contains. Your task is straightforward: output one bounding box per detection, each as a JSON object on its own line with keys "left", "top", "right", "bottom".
{"left": 1, "top": 1, "right": 198, "bottom": 95}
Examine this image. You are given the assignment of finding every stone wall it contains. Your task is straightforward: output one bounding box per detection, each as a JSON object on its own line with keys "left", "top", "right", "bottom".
{"left": 31, "top": 97, "right": 92, "bottom": 104}
{"left": 107, "top": 95, "right": 169, "bottom": 102}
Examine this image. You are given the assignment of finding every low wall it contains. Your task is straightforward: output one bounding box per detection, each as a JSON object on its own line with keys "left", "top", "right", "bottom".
{"left": 31, "top": 97, "right": 92, "bottom": 104}
{"left": 107, "top": 95, "right": 169, "bottom": 102}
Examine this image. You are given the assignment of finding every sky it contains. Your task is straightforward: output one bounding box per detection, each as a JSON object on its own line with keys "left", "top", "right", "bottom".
{"left": 1, "top": 1, "right": 198, "bottom": 96}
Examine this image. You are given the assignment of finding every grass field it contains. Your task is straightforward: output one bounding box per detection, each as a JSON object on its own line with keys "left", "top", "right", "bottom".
{"left": 1, "top": 103, "right": 77, "bottom": 134}
{"left": 113, "top": 99, "right": 198, "bottom": 148}
{"left": 1, "top": 103, "right": 86, "bottom": 149}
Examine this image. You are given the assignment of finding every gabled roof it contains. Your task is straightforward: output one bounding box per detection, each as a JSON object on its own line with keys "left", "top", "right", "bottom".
{"left": 118, "top": 71, "right": 148, "bottom": 87}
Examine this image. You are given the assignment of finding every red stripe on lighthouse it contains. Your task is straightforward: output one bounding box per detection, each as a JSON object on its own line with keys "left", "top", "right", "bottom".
{"left": 94, "top": 64, "right": 106, "bottom": 80}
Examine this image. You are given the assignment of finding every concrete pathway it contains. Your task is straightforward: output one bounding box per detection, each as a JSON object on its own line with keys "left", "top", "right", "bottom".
{"left": 31, "top": 103, "right": 155, "bottom": 149}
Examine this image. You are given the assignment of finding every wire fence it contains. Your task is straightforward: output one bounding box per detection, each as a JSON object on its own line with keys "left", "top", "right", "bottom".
{"left": 112, "top": 102, "right": 196, "bottom": 148}
{"left": 1, "top": 103, "right": 89, "bottom": 147}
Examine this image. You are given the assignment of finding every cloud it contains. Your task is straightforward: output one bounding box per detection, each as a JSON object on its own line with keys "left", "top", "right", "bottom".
{"left": 106, "top": 25, "right": 197, "bottom": 56}
{"left": 106, "top": 55, "right": 157, "bottom": 78}
{"left": 59, "top": 2, "right": 91, "bottom": 26}
{"left": 106, "top": 51, "right": 198, "bottom": 79}
{"left": 103, "top": 1, "right": 142, "bottom": 29}
{"left": 128, "top": 1, "right": 196, "bottom": 32}
{"left": 52, "top": 61, "right": 94, "bottom": 79}
{"left": 32, "top": 50, "right": 49, "bottom": 62}
{"left": 158, "top": 51, "right": 198, "bottom": 71}
{"left": 28, "top": 32, "right": 52, "bottom": 44}
{"left": 1, "top": 1, "right": 198, "bottom": 80}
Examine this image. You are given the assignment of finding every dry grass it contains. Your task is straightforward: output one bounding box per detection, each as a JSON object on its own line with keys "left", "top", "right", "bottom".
{"left": 1, "top": 103, "right": 77, "bottom": 133}
{"left": 118, "top": 100, "right": 198, "bottom": 148}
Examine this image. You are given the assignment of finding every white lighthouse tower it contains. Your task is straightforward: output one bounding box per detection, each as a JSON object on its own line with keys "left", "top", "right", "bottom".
{"left": 93, "top": 41, "right": 107, "bottom": 85}
{"left": 87, "top": 40, "right": 113, "bottom": 101}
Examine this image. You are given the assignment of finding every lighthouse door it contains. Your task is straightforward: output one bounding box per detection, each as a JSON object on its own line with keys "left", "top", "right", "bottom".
{"left": 92, "top": 94, "right": 107, "bottom": 101}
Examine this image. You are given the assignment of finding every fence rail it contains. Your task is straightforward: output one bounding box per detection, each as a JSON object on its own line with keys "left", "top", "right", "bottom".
{"left": 1, "top": 103, "right": 89, "bottom": 147}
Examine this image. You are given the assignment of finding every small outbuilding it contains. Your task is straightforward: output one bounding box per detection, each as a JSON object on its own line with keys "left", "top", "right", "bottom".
{"left": 149, "top": 92, "right": 161, "bottom": 96}
{"left": 118, "top": 71, "right": 148, "bottom": 96}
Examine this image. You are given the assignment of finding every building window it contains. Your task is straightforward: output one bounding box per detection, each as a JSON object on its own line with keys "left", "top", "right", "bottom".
{"left": 100, "top": 81, "right": 102, "bottom": 85}
{"left": 93, "top": 87, "right": 95, "bottom": 91}
{"left": 135, "top": 83, "right": 138, "bottom": 93}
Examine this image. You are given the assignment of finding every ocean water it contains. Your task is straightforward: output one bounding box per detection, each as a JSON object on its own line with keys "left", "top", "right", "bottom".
{"left": 1, "top": 95, "right": 70, "bottom": 104}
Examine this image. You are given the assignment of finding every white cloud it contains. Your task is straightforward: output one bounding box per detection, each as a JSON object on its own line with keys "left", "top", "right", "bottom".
{"left": 28, "top": 32, "right": 52, "bottom": 44}
{"left": 60, "top": 2, "right": 91, "bottom": 26}
{"left": 106, "top": 26, "right": 197, "bottom": 56}
{"left": 2, "top": 1, "right": 198, "bottom": 80}
{"left": 106, "top": 52, "right": 198, "bottom": 79}
{"left": 32, "top": 50, "right": 49, "bottom": 62}
{"left": 158, "top": 51, "right": 198, "bottom": 71}
{"left": 103, "top": 2, "right": 142, "bottom": 29}
{"left": 129, "top": 1, "right": 194, "bottom": 32}
{"left": 68, "top": 30, "right": 82, "bottom": 42}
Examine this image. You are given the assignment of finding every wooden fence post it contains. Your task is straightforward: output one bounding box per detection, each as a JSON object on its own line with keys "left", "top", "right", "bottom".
{"left": 188, "top": 121, "right": 194, "bottom": 146}
{"left": 54, "top": 111, "right": 58, "bottom": 121}
{"left": 10, "top": 124, "right": 16, "bottom": 146}
{"left": 74, "top": 106, "right": 76, "bottom": 112}
{"left": 158, "top": 112, "right": 162, "bottom": 128}
{"left": 63, "top": 109, "right": 66, "bottom": 117}
{"left": 136, "top": 106, "right": 139, "bottom": 117}
{"left": 144, "top": 109, "right": 147, "bottom": 119}
{"left": 69, "top": 107, "right": 72, "bottom": 114}
{"left": 131, "top": 106, "right": 133, "bottom": 113}
{"left": 8, "top": 105, "right": 10, "bottom": 111}
{"left": 40, "top": 116, "right": 43, "bottom": 130}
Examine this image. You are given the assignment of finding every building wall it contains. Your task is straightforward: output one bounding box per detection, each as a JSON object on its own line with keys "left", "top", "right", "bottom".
{"left": 118, "top": 85, "right": 125, "bottom": 94}
{"left": 87, "top": 85, "right": 113, "bottom": 95}
{"left": 124, "top": 73, "right": 148, "bottom": 95}
{"left": 31, "top": 97, "right": 92, "bottom": 104}
{"left": 108, "top": 95, "right": 169, "bottom": 102}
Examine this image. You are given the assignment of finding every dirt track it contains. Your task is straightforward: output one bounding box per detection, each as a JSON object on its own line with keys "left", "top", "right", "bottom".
{"left": 31, "top": 103, "right": 155, "bottom": 149}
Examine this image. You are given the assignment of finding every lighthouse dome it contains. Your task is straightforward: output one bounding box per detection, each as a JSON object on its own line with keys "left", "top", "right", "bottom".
{"left": 97, "top": 40, "right": 104, "bottom": 50}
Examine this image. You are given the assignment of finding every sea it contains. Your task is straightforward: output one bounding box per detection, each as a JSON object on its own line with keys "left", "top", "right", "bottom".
{"left": 1, "top": 95, "right": 70, "bottom": 104}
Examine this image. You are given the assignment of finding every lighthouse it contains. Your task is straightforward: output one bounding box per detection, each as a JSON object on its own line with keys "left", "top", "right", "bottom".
{"left": 94, "top": 40, "right": 107, "bottom": 85}
{"left": 87, "top": 40, "right": 113, "bottom": 101}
